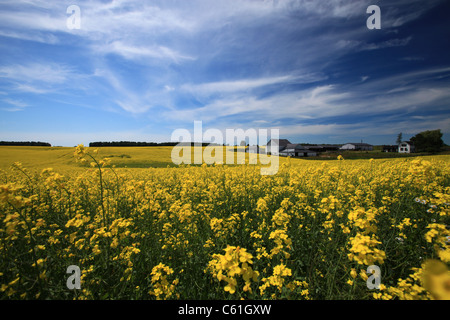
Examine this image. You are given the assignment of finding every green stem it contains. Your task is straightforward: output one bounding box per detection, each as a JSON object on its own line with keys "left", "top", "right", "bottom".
{"left": 86, "top": 154, "right": 107, "bottom": 228}
{"left": 9, "top": 201, "right": 44, "bottom": 296}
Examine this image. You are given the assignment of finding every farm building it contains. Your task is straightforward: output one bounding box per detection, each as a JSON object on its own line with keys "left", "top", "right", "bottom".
{"left": 382, "top": 145, "right": 398, "bottom": 152}
{"left": 398, "top": 141, "right": 415, "bottom": 153}
{"left": 279, "top": 144, "right": 317, "bottom": 157}
{"left": 303, "top": 145, "right": 340, "bottom": 152}
{"left": 340, "top": 143, "right": 373, "bottom": 151}
{"left": 265, "top": 139, "right": 291, "bottom": 155}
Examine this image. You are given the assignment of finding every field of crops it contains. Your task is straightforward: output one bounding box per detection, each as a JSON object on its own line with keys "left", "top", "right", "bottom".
{"left": 0, "top": 145, "right": 449, "bottom": 300}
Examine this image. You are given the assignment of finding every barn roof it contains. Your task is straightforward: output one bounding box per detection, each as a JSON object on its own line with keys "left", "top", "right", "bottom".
{"left": 267, "top": 139, "right": 291, "bottom": 146}
{"left": 284, "top": 143, "right": 306, "bottom": 150}
{"left": 344, "top": 142, "right": 373, "bottom": 146}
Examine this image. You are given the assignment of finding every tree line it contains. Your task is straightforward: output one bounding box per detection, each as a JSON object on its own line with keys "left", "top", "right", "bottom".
{"left": 89, "top": 141, "right": 178, "bottom": 147}
{"left": 0, "top": 141, "right": 51, "bottom": 146}
{"left": 88, "top": 141, "right": 224, "bottom": 147}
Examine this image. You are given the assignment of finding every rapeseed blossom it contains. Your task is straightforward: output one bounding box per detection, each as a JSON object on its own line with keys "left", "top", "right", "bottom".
{"left": 0, "top": 148, "right": 449, "bottom": 300}
{"left": 347, "top": 233, "right": 386, "bottom": 265}
{"left": 206, "top": 246, "right": 259, "bottom": 295}
{"left": 149, "top": 263, "right": 179, "bottom": 300}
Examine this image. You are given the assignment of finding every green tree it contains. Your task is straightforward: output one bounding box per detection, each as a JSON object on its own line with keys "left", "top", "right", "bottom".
{"left": 410, "top": 129, "right": 444, "bottom": 153}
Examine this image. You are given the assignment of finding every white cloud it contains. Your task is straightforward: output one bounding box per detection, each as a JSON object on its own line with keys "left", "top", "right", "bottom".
{"left": 93, "top": 66, "right": 174, "bottom": 114}
{"left": 182, "top": 75, "right": 299, "bottom": 95}
{"left": 0, "top": 29, "right": 59, "bottom": 44}
{"left": 361, "top": 36, "right": 413, "bottom": 51}
{"left": 0, "top": 63, "right": 73, "bottom": 84}
{"left": 93, "top": 41, "right": 195, "bottom": 64}
{"left": 11, "top": 84, "right": 51, "bottom": 94}
{"left": 0, "top": 62, "right": 81, "bottom": 95}
{"left": 257, "top": 114, "right": 450, "bottom": 142}
{"left": 179, "top": 72, "right": 329, "bottom": 105}
{"left": 164, "top": 84, "right": 350, "bottom": 123}
{"left": 336, "top": 36, "right": 413, "bottom": 53}
{"left": 1, "top": 98, "right": 29, "bottom": 111}
{"left": 164, "top": 85, "right": 175, "bottom": 92}
{"left": 163, "top": 65, "right": 450, "bottom": 129}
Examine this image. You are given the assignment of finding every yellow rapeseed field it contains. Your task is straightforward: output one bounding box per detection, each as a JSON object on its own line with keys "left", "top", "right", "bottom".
{"left": 0, "top": 145, "right": 449, "bottom": 300}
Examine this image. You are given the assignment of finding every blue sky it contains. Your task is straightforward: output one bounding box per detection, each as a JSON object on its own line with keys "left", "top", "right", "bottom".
{"left": 0, "top": 0, "right": 449, "bottom": 147}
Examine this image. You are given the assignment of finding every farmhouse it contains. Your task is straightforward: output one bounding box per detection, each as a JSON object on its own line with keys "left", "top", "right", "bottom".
{"left": 339, "top": 143, "right": 373, "bottom": 151}
{"left": 279, "top": 144, "right": 317, "bottom": 157}
{"left": 398, "top": 141, "right": 415, "bottom": 153}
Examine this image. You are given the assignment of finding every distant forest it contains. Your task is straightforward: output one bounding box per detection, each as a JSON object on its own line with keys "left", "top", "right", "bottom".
{"left": 0, "top": 141, "right": 51, "bottom": 146}
{"left": 89, "top": 141, "right": 224, "bottom": 147}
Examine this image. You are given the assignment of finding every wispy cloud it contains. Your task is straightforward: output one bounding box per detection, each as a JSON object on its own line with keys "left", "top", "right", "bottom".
{"left": 0, "top": 29, "right": 59, "bottom": 44}
{"left": 0, "top": 62, "right": 79, "bottom": 94}
{"left": 92, "top": 41, "right": 196, "bottom": 64}
{"left": 337, "top": 36, "right": 413, "bottom": 52}
{"left": 279, "top": 114, "right": 450, "bottom": 139}
{"left": 362, "top": 36, "right": 413, "bottom": 51}
{"left": 181, "top": 73, "right": 324, "bottom": 95}
{"left": 164, "top": 66, "right": 450, "bottom": 131}
{"left": 93, "top": 66, "right": 171, "bottom": 114}
{"left": 0, "top": 63, "right": 73, "bottom": 84}
{"left": 1, "top": 98, "right": 29, "bottom": 111}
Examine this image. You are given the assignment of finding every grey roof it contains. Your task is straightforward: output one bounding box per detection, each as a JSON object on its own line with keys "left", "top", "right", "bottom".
{"left": 267, "top": 139, "right": 291, "bottom": 146}
{"left": 344, "top": 142, "right": 373, "bottom": 146}
{"left": 280, "top": 148, "right": 316, "bottom": 154}
{"left": 284, "top": 143, "right": 305, "bottom": 150}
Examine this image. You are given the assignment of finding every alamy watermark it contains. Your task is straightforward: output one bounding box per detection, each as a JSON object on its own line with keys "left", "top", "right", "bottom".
{"left": 170, "top": 121, "right": 280, "bottom": 175}
{"left": 366, "top": 265, "right": 381, "bottom": 289}
{"left": 366, "top": 5, "right": 381, "bottom": 30}
{"left": 66, "top": 265, "right": 81, "bottom": 290}
{"left": 65, "top": 4, "right": 379, "bottom": 31}
{"left": 67, "top": 5, "right": 81, "bottom": 30}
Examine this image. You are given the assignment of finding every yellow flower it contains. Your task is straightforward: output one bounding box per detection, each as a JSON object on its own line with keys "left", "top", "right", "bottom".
{"left": 206, "top": 245, "right": 258, "bottom": 295}
{"left": 421, "top": 259, "right": 450, "bottom": 300}
{"left": 438, "top": 248, "right": 450, "bottom": 263}
{"left": 425, "top": 223, "right": 449, "bottom": 246}
{"left": 149, "top": 263, "right": 178, "bottom": 299}
{"left": 110, "top": 237, "right": 119, "bottom": 248}
{"left": 259, "top": 264, "right": 293, "bottom": 296}
{"left": 347, "top": 233, "right": 386, "bottom": 265}
{"left": 92, "top": 245, "right": 101, "bottom": 255}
